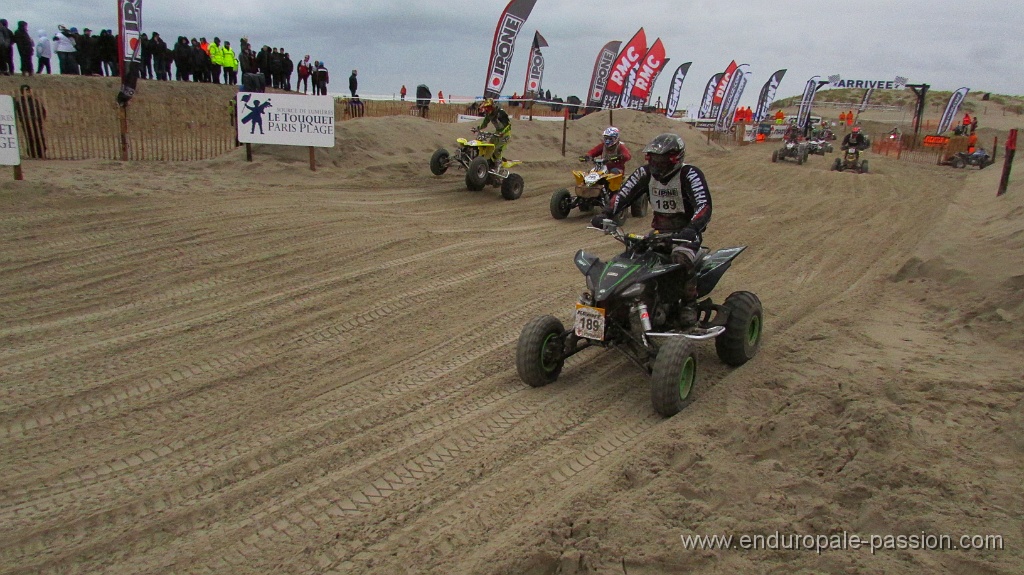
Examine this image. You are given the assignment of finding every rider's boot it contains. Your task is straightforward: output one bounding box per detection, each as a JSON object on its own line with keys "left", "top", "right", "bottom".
{"left": 678, "top": 280, "right": 700, "bottom": 327}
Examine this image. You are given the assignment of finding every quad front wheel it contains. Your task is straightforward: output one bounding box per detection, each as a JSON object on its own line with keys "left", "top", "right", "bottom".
{"left": 951, "top": 156, "right": 965, "bottom": 169}
{"left": 516, "top": 315, "right": 566, "bottom": 387}
{"left": 650, "top": 338, "right": 698, "bottom": 417}
{"left": 860, "top": 160, "right": 869, "bottom": 174}
{"left": 832, "top": 158, "right": 842, "bottom": 171}
{"left": 550, "top": 188, "right": 572, "bottom": 219}
{"left": 430, "top": 148, "right": 450, "bottom": 175}
{"left": 501, "top": 173, "right": 524, "bottom": 200}
{"left": 466, "top": 157, "right": 489, "bottom": 191}
{"left": 771, "top": 150, "right": 779, "bottom": 163}
{"left": 715, "top": 291, "right": 763, "bottom": 366}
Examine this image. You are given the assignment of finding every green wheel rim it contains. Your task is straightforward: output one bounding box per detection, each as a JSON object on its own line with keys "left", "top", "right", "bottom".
{"left": 678, "top": 356, "right": 695, "bottom": 399}
{"left": 540, "top": 333, "right": 560, "bottom": 373}
{"left": 747, "top": 315, "right": 762, "bottom": 346}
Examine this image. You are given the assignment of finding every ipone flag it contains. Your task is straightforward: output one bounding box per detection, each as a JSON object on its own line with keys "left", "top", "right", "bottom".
{"left": 587, "top": 40, "right": 621, "bottom": 107}
{"left": 483, "top": 0, "right": 538, "bottom": 99}
{"left": 753, "top": 69, "right": 786, "bottom": 122}
{"left": 627, "top": 38, "right": 667, "bottom": 107}
{"left": 698, "top": 73, "right": 722, "bottom": 119}
{"left": 715, "top": 64, "right": 749, "bottom": 132}
{"left": 709, "top": 60, "right": 738, "bottom": 120}
{"left": 936, "top": 87, "right": 969, "bottom": 135}
{"left": 116, "top": 0, "right": 142, "bottom": 105}
{"left": 522, "top": 31, "right": 548, "bottom": 96}
{"left": 664, "top": 62, "right": 692, "bottom": 118}
{"left": 796, "top": 75, "right": 821, "bottom": 129}
{"left": 602, "top": 27, "right": 646, "bottom": 109}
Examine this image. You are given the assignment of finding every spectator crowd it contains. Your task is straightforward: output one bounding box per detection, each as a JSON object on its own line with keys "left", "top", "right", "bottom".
{"left": 0, "top": 16, "right": 343, "bottom": 96}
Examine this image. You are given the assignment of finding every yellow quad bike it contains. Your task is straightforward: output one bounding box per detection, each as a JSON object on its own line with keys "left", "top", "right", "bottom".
{"left": 430, "top": 130, "right": 525, "bottom": 200}
{"left": 549, "top": 156, "right": 648, "bottom": 220}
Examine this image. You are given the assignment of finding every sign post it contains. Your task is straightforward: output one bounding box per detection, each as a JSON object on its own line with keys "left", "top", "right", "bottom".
{"left": 236, "top": 93, "right": 335, "bottom": 170}
{"left": 0, "top": 95, "right": 23, "bottom": 180}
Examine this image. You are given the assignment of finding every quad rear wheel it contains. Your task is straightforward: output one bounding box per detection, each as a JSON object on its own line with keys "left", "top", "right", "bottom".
{"left": 501, "top": 173, "right": 524, "bottom": 200}
{"left": 715, "top": 291, "right": 763, "bottom": 366}
{"left": 516, "top": 315, "right": 566, "bottom": 387}
{"left": 650, "top": 338, "right": 698, "bottom": 417}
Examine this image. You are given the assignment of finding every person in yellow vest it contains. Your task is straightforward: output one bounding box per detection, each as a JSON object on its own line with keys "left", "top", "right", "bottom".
{"left": 208, "top": 37, "right": 225, "bottom": 84}
{"left": 221, "top": 40, "right": 237, "bottom": 85}
{"left": 839, "top": 111, "right": 847, "bottom": 125}
{"left": 774, "top": 109, "right": 785, "bottom": 124}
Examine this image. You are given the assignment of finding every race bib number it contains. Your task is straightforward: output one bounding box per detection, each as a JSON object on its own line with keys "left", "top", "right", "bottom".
{"left": 574, "top": 304, "right": 606, "bottom": 340}
{"left": 652, "top": 197, "right": 680, "bottom": 212}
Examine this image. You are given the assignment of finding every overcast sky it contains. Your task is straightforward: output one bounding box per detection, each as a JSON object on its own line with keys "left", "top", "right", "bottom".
{"left": 6, "top": 0, "right": 1022, "bottom": 108}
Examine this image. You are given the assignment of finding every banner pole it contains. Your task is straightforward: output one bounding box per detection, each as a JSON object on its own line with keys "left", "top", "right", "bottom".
{"left": 609, "top": 108, "right": 613, "bottom": 126}
{"left": 561, "top": 109, "right": 567, "bottom": 157}
{"left": 13, "top": 165, "right": 23, "bottom": 180}
{"left": 246, "top": 143, "right": 252, "bottom": 162}
{"left": 119, "top": 106, "right": 129, "bottom": 161}
{"left": 997, "top": 129, "right": 1016, "bottom": 197}
{"left": 309, "top": 146, "right": 316, "bottom": 171}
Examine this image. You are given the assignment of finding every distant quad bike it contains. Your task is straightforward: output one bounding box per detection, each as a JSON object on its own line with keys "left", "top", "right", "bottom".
{"left": 516, "top": 220, "right": 763, "bottom": 417}
{"left": 549, "top": 156, "right": 648, "bottom": 220}
{"left": 806, "top": 138, "right": 834, "bottom": 156}
{"left": 429, "top": 130, "right": 524, "bottom": 200}
{"left": 771, "top": 140, "right": 809, "bottom": 164}
{"left": 831, "top": 146, "right": 869, "bottom": 173}
{"left": 949, "top": 149, "right": 993, "bottom": 169}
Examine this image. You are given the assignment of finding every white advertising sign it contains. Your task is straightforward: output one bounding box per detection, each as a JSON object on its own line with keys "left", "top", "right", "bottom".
{"left": 236, "top": 93, "right": 335, "bottom": 147}
{"left": 0, "top": 96, "right": 21, "bottom": 166}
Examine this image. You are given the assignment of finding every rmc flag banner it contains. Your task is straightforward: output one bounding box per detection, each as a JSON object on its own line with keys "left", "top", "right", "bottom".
{"left": 697, "top": 73, "right": 722, "bottom": 119}
{"left": 936, "top": 87, "right": 970, "bottom": 135}
{"left": 601, "top": 28, "right": 647, "bottom": 110}
{"left": 587, "top": 40, "right": 621, "bottom": 108}
{"left": 483, "top": 0, "right": 538, "bottom": 99}
{"left": 522, "top": 31, "right": 548, "bottom": 97}
{"left": 664, "top": 62, "right": 692, "bottom": 118}
{"left": 626, "top": 38, "right": 667, "bottom": 109}
{"left": 753, "top": 69, "right": 786, "bottom": 122}
{"left": 116, "top": 0, "right": 142, "bottom": 105}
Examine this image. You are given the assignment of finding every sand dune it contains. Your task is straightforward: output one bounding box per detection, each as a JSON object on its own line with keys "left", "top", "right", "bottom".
{"left": 1, "top": 88, "right": 1022, "bottom": 575}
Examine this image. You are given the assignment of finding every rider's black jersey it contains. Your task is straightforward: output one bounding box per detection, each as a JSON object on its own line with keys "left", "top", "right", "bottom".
{"left": 609, "top": 164, "right": 712, "bottom": 233}
{"left": 842, "top": 133, "right": 869, "bottom": 149}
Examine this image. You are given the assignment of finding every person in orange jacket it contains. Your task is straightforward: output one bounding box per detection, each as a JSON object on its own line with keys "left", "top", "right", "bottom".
{"left": 839, "top": 111, "right": 847, "bottom": 125}
{"left": 400, "top": 84, "right": 407, "bottom": 100}
{"left": 774, "top": 109, "right": 786, "bottom": 124}
{"left": 846, "top": 110, "right": 854, "bottom": 126}
{"left": 967, "top": 132, "right": 978, "bottom": 154}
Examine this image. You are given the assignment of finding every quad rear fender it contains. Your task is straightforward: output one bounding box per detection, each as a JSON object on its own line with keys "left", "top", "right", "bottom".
{"left": 695, "top": 246, "right": 747, "bottom": 298}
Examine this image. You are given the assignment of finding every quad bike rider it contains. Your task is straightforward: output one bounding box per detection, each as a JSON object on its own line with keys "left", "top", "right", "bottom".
{"left": 949, "top": 147, "right": 993, "bottom": 169}
{"left": 517, "top": 133, "right": 763, "bottom": 416}
{"left": 772, "top": 120, "right": 809, "bottom": 164}
{"left": 550, "top": 127, "right": 647, "bottom": 220}
{"left": 428, "top": 97, "right": 524, "bottom": 199}
{"left": 593, "top": 133, "right": 711, "bottom": 327}
{"left": 832, "top": 125, "right": 871, "bottom": 173}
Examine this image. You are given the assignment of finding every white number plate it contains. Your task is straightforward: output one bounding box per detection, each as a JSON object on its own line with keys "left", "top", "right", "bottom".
{"left": 574, "top": 304, "right": 606, "bottom": 340}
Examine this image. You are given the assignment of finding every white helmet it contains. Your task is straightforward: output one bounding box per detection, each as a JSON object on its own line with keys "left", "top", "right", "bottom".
{"left": 602, "top": 126, "right": 620, "bottom": 147}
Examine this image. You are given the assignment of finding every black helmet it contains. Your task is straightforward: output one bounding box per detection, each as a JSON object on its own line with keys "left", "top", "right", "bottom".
{"left": 643, "top": 133, "right": 685, "bottom": 179}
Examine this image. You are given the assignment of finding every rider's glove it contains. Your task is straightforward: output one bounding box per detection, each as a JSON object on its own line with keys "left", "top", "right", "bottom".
{"left": 578, "top": 155, "right": 589, "bottom": 162}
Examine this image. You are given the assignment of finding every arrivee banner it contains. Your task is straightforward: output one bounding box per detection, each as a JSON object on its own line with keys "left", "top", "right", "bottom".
{"left": 483, "top": 0, "right": 538, "bottom": 100}
{"left": 753, "top": 69, "right": 786, "bottom": 122}
{"left": 236, "top": 93, "right": 335, "bottom": 147}
{"left": 586, "top": 40, "right": 621, "bottom": 108}
{"left": 116, "top": 0, "right": 142, "bottom": 105}
{"left": 936, "top": 87, "right": 970, "bottom": 135}
{"left": 601, "top": 28, "right": 646, "bottom": 110}
{"left": 664, "top": 62, "right": 692, "bottom": 118}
